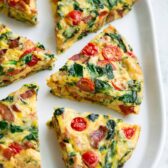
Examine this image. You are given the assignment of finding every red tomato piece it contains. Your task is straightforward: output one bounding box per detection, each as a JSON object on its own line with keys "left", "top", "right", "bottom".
{"left": 123, "top": 127, "right": 136, "bottom": 139}
{"left": 8, "top": 0, "right": 19, "bottom": 6}
{"left": 81, "top": 43, "right": 98, "bottom": 56}
{"left": 20, "top": 47, "right": 36, "bottom": 58}
{"left": 68, "top": 10, "right": 82, "bottom": 25}
{"left": 71, "top": 117, "right": 87, "bottom": 131}
{"left": 90, "top": 126, "right": 107, "bottom": 148}
{"left": 127, "top": 51, "right": 136, "bottom": 58}
{"left": 111, "top": 79, "right": 126, "bottom": 91}
{"left": 82, "top": 151, "right": 98, "bottom": 167}
{"left": 102, "top": 45, "right": 122, "bottom": 61}
{"left": 3, "top": 142, "right": 23, "bottom": 159}
{"left": 27, "top": 55, "right": 40, "bottom": 67}
{"left": 77, "top": 78, "right": 95, "bottom": 92}
{"left": 119, "top": 105, "right": 135, "bottom": 115}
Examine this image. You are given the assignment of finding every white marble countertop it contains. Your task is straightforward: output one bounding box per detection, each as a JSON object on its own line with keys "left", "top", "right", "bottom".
{"left": 151, "top": 0, "right": 168, "bottom": 167}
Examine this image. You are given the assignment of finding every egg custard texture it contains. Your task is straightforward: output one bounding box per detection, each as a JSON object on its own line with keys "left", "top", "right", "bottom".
{"left": 0, "top": 83, "right": 41, "bottom": 168}
{"left": 51, "top": 107, "right": 140, "bottom": 168}
{"left": 51, "top": 0, "right": 137, "bottom": 53}
{"left": 47, "top": 25, "right": 143, "bottom": 115}
{"left": 0, "top": 0, "right": 38, "bottom": 24}
{"left": 0, "top": 24, "right": 56, "bottom": 87}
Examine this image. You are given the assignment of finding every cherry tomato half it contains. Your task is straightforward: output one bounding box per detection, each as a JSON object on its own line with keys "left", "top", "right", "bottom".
{"left": 27, "top": 55, "right": 40, "bottom": 67}
{"left": 71, "top": 117, "right": 87, "bottom": 131}
{"left": 102, "top": 45, "right": 122, "bottom": 61}
{"left": 77, "top": 78, "right": 95, "bottom": 92}
{"left": 123, "top": 127, "right": 136, "bottom": 139}
{"left": 82, "top": 151, "right": 98, "bottom": 167}
{"left": 81, "top": 43, "right": 98, "bottom": 56}
{"left": 68, "top": 10, "right": 82, "bottom": 25}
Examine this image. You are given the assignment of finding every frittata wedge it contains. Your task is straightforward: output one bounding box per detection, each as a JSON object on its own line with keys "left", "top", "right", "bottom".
{"left": 47, "top": 25, "right": 143, "bottom": 115}
{"left": 52, "top": 0, "right": 137, "bottom": 53}
{"left": 51, "top": 107, "right": 140, "bottom": 168}
{"left": 0, "top": 24, "right": 56, "bottom": 87}
{"left": 0, "top": 83, "right": 41, "bottom": 168}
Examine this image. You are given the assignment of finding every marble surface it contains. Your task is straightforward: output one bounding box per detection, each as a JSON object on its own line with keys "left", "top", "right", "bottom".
{"left": 151, "top": 0, "right": 168, "bottom": 167}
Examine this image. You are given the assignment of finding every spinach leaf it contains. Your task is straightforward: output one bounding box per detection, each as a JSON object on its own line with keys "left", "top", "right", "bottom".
{"left": 0, "top": 66, "right": 4, "bottom": 76}
{"left": 95, "top": 79, "right": 111, "bottom": 92}
{"left": 0, "top": 134, "right": 4, "bottom": 139}
{"left": 24, "top": 127, "right": 38, "bottom": 141}
{"left": 73, "top": 1, "right": 83, "bottom": 11}
{"left": 87, "top": 64, "right": 104, "bottom": 77}
{"left": 37, "top": 43, "right": 45, "bottom": 50}
{"left": 128, "top": 80, "right": 141, "bottom": 92}
{"left": 45, "top": 53, "right": 55, "bottom": 58}
{"left": 59, "top": 65, "right": 68, "bottom": 72}
{"left": 10, "top": 124, "right": 23, "bottom": 133}
{"left": 105, "top": 64, "right": 114, "bottom": 79}
{"left": 0, "top": 121, "right": 8, "bottom": 131}
{"left": 106, "top": 119, "right": 116, "bottom": 140}
{"left": 78, "top": 31, "right": 88, "bottom": 40}
{"left": 69, "top": 63, "right": 83, "bottom": 77}
{"left": 106, "top": 33, "right": 127, "bottom": 52}
{"left": 119, "top": 91, "right": 137, "bottom": 104}
{"left": 89, "top": 0, "right": 104, "bottom": 8}
{"left": 104, "top": 141, "right": 117, "bottom": 168}
{"left": 0, "top": 32, "right": 11, "bottom": 40}
{"left": 21, "top": 53, "right": 32, "bottom": 64}
{"left": 63, "top": 27, "right": 79, "bottom": 40}
{"left": 6, "top": 60, "right": 17, "bottom": 65}
{"left": 56, "top": 22, "right": 62, "bottom": 30}
{"left": 107, "top": 0, "right": 119, "bottom": 8}
{"left": 87, "top": 114, "right": 99, "bottom": 121}
{"left": 54, "top": 108, "right": 64, "bottom": 116}
{"left": 2, "top": 96, "right": 14, "bottom": 102}
{"left": 87, "top": 10, "right": 99, "bottom": 28}
{"left": 24, "top": 83, "right": 38, "bottom": 90}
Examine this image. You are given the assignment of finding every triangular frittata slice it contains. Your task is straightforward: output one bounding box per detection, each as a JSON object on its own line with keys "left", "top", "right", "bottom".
{"left": 0, "top": 83, "right": 41, "bottom": 168}
{"left": 4, "top": 0, "right": 38, "bottom": 24}
{"left": 47, "top": 25, "right": 143, "bottom": 115}
{"left": 0, "top": 24, "right": 56, "bottom": 87}
{"left": 51, "top": 107, "right": 140, "bottom": 168}
{"left": 52, "top": 0, "right": 137, "bottom": 53}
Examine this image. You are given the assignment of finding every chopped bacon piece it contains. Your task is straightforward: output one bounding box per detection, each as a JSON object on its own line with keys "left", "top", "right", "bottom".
{"left": 119, "top": 105, "right": 135, "bottom": 115}
{"left": 20, "top": 90, "right": 35, "bottom": 99}
{"left": 0, "top": 103, "right": 14, "bottom": 122}
{"left": 11, "top": 104, "right": 21, "bottom": 112}
{"left": 90, "top": 126, "right": 107, "bottom": 148}
{"left": 8, "top": 37, "right": 20, "bottom": 49}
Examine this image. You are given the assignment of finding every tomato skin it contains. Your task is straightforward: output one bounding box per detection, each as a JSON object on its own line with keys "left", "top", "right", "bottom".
{"left": 8, "top": 0, "right": 18, "bottom": 6}
{"left": 123, "top": 127, "right": 136, "bottom": 139}
{"left": 97, "top": 60, "right": 116, "bottom": 70}
{"left": 77, "top": 78, "right": 95, "bottom": 92}
{"left": 111, "top": 79, "right": 126, "bottom": 91}
{"left": 71, "top": 117, "right": 87, "bottom": 131}
{"left": 127, "top": 51, "right": 136, "bottom": 58}
{"left": 20, "top": 48, "right": 36, "bottom": 58}
{"left": 119, "top": 105, "right": 135, "bottom": 115}
{"left": 82, "top": 151, "right": 98, "bottom": 167}
{"left": 68, "top": 10, "right": 82, "bottom": 25}
{"left": 81, "top": 43, "right": 98, "bottom": 56}
{"left": 3, "top": 142, "right": 23, "bottom": 159}
{"left": 102, "top": 45, "right": 122, "bottom": 61}
{"left": 27, "top": 55, "right": 40, "bottom": 67}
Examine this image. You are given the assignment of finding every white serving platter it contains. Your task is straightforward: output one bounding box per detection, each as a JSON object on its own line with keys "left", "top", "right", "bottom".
{"left": 0, "top": 0, "right": 166, "bottom": 167}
